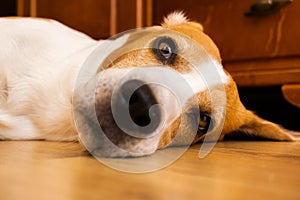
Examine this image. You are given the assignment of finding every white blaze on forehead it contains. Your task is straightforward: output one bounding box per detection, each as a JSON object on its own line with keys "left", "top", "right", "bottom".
{"left": 182, "top": 59, "right": 229, "bottom": 95}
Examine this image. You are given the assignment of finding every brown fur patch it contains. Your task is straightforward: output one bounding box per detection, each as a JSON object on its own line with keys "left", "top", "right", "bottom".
{"left": 166, "top": 23, "right": 221, "bottom": 63}
{"left": 157, "top": 117, "right": 181, "bottom": 149}
{"left": 100, "top": 48, "right": 192, "bottom": 73}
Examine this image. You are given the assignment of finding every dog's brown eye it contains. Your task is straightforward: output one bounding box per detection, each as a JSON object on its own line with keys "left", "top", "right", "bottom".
{"left": 152, "top": 36, "right": 177, "bottom": 65}
{"left": 197, "top": 113, "right": 212, "bottom": 136}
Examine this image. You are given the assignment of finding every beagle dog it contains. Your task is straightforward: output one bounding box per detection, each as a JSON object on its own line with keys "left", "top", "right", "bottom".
{"left": 0, "top": 12, "right": 299, "bottom": 157}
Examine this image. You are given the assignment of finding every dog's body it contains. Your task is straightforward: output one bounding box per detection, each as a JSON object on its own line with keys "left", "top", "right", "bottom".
{"left": 0, "top": 13, "right": 299, "bottom": 157}
{"left": 0, "top": 17, "right": 99, "bottom": 141}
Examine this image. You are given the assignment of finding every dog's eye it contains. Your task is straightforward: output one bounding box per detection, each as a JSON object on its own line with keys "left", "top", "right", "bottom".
{"left": 152, "top": 36, "right": 177, "bottom": 65}
{"left": 159, "top": 42, "right": 172, "bottom": 59}
{"left": 197, "top": 113, "right": 212, "bottom": 136}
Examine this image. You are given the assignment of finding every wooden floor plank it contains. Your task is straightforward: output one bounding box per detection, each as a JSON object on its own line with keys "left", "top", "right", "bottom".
{"left": 0, "top": 141, "right": 299, "bottom": 200}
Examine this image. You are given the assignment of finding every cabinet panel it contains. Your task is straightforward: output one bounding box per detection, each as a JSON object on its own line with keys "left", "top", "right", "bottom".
{"left": 35, "top": 0, "right": 111, "bottom": 39}
{"left": 152, "top": 0, "right": 300, "bottom": 62}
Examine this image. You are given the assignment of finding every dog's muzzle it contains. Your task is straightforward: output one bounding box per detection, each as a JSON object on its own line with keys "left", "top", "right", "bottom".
{"left": 73, "top": 66, "right": 201, "bottom": 157}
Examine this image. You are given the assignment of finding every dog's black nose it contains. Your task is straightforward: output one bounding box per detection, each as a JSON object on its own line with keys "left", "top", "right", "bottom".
{"left": 112, "top": 80, "right": 161, "bottom": 137}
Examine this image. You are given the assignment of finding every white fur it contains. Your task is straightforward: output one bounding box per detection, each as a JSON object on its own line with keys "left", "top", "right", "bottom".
{"left": 161, "top": 11, "right": 189, "bottom": 28}
{"left": 0, "top": 18, "right": 100, "bottom": 140}
{"left": 182, "top": 60, "right": 229, "bottom": 94}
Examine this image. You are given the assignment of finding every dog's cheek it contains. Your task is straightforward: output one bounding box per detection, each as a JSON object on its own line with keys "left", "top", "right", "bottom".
{"left": 157, "top": 117, "right": 181, "bottom": 149}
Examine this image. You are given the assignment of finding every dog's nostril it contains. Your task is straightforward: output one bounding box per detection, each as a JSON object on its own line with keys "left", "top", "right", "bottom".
{"left": 129, "top": 92, "right": 138, "bottom": 105}
{"left": 124, "top": 80, "right": 159, "bottom": 128}
{"left": 129, "top": 86, "right": 153, "bottom": 127}
{"left": 113, "top": 79, "right": 161, "bottom": 136}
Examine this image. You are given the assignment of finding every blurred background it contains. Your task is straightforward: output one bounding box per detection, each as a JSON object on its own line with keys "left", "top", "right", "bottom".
{"left": 1, "top": 0, "right": 299, "bottom": 132}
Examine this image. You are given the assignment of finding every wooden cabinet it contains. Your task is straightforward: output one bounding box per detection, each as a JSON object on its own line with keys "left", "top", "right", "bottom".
{"left": 153, "top": 0, "right": 300, "bottom": 61}
{"left": 17, "top": 0, "right": 300, "bottom": 106}
{"left": 17, "top": 0, "right": 142, "bottom": 39}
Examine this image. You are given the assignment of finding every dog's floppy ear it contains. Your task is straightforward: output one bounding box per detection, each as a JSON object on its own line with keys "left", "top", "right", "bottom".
{"left": 223, "top": 78, "right": 299, "bottom": 142}
{"left": 230, "top": 113, "right": 300, "bottom": 141}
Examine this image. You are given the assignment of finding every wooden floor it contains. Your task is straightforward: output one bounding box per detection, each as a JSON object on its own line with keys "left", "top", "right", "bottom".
{"left": 0, "top": 141, "right": 299, "bottom": 200}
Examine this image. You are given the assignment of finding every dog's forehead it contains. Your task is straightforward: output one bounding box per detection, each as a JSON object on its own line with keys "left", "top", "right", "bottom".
{"left": 98, "top": 26, "right": 221, "bottom": 73}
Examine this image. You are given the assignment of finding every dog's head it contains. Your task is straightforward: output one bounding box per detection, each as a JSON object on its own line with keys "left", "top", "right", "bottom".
{"left": 74, "top": 12, "right": 299, "bottom": 157}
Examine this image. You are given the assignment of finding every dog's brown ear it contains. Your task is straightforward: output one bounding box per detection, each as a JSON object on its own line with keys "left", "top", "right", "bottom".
{"left": 232, "top": 114, "right": 300, "bottom": 141}
{"left": 223, "top": 76, "right": 299, "bottom": 141}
